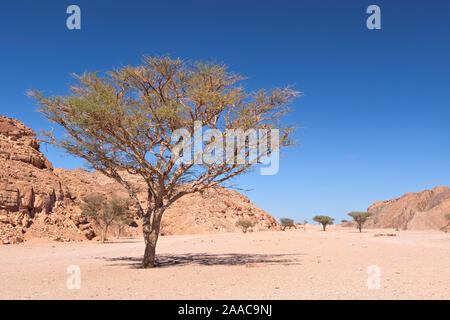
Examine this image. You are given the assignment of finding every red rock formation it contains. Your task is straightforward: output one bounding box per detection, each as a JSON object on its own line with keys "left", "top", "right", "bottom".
{"left": 0, "top": 116, "right": 95, "bottom": 244}
{"left": 366, "top": 187, "right": 450, "bottom": 231}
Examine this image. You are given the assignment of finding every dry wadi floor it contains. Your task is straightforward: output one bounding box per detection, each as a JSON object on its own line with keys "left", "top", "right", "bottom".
{"left": 0, "top": 226, "right": 449, "bottom": 299}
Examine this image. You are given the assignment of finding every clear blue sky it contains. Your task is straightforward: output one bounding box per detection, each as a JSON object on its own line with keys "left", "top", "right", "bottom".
{"left": 1, "top": 0, "right": 449, "bottom": 223}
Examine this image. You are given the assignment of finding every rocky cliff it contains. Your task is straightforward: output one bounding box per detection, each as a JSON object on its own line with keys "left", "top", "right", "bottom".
{"left": 0, "top": 116, "right": 280, "bottom": 244}
{"left": 0, "top": 116, "right": 96, "bottom": 244}
{"left": 366, "top": 187, "right": 450, "bottom": 231}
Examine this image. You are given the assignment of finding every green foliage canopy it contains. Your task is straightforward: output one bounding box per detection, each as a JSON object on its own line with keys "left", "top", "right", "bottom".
{"left": 30, "top": 56, "right": 299, "bottom": 267}
{"left": 312, "top": 215, "right": 334, "bottom": 231}
{"left": 347, "top": 211, "right": 373, "bottom": 232}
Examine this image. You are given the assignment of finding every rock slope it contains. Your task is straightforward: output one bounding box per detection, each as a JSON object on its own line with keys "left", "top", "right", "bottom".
{"left": 55, "top": 168, "right": 281, "bottom": 235}
{"left": 366, "top": 187, "right": 450, "bottom": 231}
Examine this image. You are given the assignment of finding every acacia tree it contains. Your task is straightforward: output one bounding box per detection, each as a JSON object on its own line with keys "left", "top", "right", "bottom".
{"left": 313, "top": 215, "right": 334, "bottom": 231}
{"left": 111, "top": 198, "right": 134, "bottom": 239}
{"left": 280, "top": 218, "right": 295, "bottom": 231}
{"left": 80, "top": 194, "right": 131, "bottom": 242}
{"left": 236, "top": 219, "right": 255, "bottom": 233}
{"left": 30, "top": 56, "right": 298, "bottom": 268}
{"left": 348, "top": 212, "right": 372, "bottom": 232}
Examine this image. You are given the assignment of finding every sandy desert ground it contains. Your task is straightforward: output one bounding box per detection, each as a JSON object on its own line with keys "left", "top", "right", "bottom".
{"left": 0, "top": 226, "right": 449, "bottom": 300}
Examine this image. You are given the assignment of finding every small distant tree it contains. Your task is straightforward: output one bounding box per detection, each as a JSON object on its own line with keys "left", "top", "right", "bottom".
{"left": 313, "top": 216, "right": 334, "bottom": 231}
{"left": 114, "top": 216, "right": 134, "bottom": 239}
{"left": 80, "top": 193, "right": 131, "bottom": 242}
{"left": 78, "top": 193, "right": 105, "bottom": 239}
{"left": 348, "top": 211, "right": 372, "bottom": 233}
{"left": 111, "top": 199, "right": 134, "bottom": 239}
{"left": 341, "top": 219, "right": 348, "bottom": 223}
{"left": 236, "top": 219, "right": 255, "bottom": 233}
{"left": 280, "top": 218, "right": 295, "bottom": 231}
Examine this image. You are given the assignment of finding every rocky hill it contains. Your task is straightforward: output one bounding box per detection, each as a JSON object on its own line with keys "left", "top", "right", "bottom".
{"left": 54, "top": 168, "right": 281, "bottom": 236}
{"left": 0, "top": 116, "right": 280, "bottom": 244}
{"left": 366, "top": 187, "right": 450, "bottom": 231}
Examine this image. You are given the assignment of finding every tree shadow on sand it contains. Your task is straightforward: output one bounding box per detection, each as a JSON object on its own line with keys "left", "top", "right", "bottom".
{"left": 101, "top": 253, "right": 303, "bottom": 269}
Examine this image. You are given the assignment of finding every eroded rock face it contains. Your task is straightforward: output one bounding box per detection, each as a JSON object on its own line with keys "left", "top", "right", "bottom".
{"left": 0, "top": 116, "right": 53, "bottom": 170}
{"left": 0, "top": 116, "right": 95, "bottom": 244}
{"left": 366, "top": 187, "right": 450, "bottom": 231}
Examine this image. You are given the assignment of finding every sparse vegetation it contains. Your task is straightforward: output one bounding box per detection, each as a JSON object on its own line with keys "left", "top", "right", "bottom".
{"left": 445, "top": 214, "right": 450, "bottom": 220}
{"left": 236, "top": 219, "right": 255, "bottom": 233}
{"left": 374, "top": 233, "right": 397, "bottom": 237}
{"left": 80, "top": 193, "right": 131, "bottom": 242}
{"left": 313, "top": 215, "right": 334, "bottom": 231}
{"left": 113, "top": 206, "right": 135, "bottom": 239}
{"left": 280, "top": 218, "right": 295, "bottom": 231}
{"left": 341, "top": 219, "right": 348, "bottom": 223}
{"left": 30, "top": 56, "right": 298, "bottom": 267}
{"left": 348, "top": 211, "right": 372, "bottom": 233}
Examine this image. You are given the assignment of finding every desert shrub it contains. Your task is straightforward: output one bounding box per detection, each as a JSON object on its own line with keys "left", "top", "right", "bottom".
{"left": 445, "top": 214, "right": 450, "bottom": 220}
{"left": 236, "top": 219, "right": 255, "bottom": 233}
{"left": 280, "top": 218, "right": 295, "bottom": 231}
{"left": 80, "top": 193, "right": 131, "bottom": 242}
{"left": 348, "top": 211, "right": 372, "bottom": 233}
{"left": 111, "top": 200, "right": 134, "bottom": 239}
{"left": 313, "top": 215, "right": 334, "bottom": 231}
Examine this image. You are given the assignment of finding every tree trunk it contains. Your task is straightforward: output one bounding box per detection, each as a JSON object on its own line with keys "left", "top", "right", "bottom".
{"left": 143, "top": 231, "right": 158, "bottom": 268}
{"left": 142, "top": 206, "right": 164, "bottom": 268}
{"left": 102, "top": 226, "right": 109, "bottom": 243}
{"left": 322, "top": 224, "right": 326, "bottom": 231}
